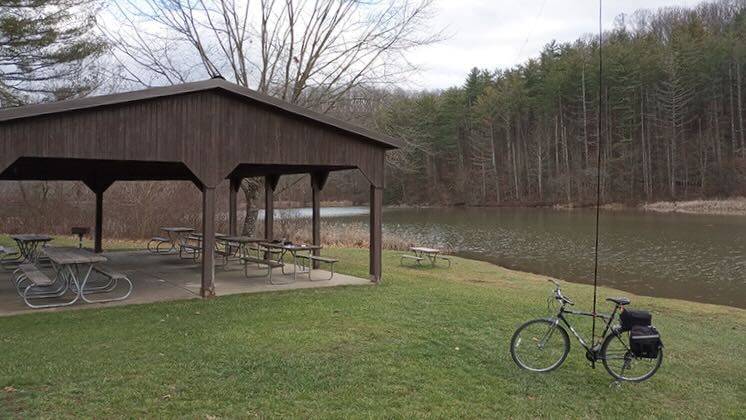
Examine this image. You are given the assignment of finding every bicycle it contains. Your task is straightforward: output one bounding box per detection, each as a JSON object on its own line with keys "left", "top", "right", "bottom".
{"left": 510, "top": 279, "right": 663, "bottom": 382}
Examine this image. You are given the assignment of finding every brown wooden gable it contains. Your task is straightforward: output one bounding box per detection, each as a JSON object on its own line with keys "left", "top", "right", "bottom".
{"left": 0, "top": 80, "right": 395, "bottom": 188}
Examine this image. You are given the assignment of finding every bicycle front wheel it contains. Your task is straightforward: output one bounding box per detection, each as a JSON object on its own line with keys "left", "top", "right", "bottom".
{"left": 601, "top": 330, "right": 663, "bottom": 382}
{"left": 510, "top": 319, "right": 570, "bottom": 372}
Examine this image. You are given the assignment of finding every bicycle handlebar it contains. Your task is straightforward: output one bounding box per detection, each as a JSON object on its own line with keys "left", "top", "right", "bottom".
{"left": 547, "top": 279, "right": 574, "bottom": 306}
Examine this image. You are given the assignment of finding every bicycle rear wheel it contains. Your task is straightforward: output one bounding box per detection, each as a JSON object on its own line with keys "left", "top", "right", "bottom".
{"left": 601, "top": 330, "right": 662, "bottom": 382}
{"left": 510, "top": 319, "right": 570, "bottom": 372}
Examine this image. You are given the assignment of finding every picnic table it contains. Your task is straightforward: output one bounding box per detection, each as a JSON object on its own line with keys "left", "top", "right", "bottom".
{"left": 10, "top": 234, "right": 53, "bottom": 263}
{"left": 219, "top": 236, "right": 263, "bottom": 251}
{"left": 402, "top": 247, "right": 451, "bottom": 268}
{"left": 190, "top": 232, "right": 227, "bottom": 240}
{"left": 260, "top": 242, "right": 321, "bottom": 282}
{"left": 43, "top": 247, "right": 108, "bottom": 306}
{"left": 216, "top": 236, "right": 264, "bottom": 265}
{"left": 159, "top": 227, "right": 195, "bottom": 252}
{"left": 176, "top": 232, "right": 232, "bottom": 261}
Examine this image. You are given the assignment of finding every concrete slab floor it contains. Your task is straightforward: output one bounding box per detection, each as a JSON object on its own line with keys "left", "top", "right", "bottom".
{"left": 0, "top": 250, "right": 371, "bottom": 317}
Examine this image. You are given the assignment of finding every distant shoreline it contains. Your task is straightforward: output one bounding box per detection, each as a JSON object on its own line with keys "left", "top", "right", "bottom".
{"left": 269, "top": 198, "right": 746, "bottom": 217}
{"left": 386, "top": 198, "right": 746, "bottom": 216}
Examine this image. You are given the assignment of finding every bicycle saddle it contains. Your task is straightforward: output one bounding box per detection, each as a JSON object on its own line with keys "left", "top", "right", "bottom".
{"left": 606, "top": 297, "right": 630, "bottom": 306}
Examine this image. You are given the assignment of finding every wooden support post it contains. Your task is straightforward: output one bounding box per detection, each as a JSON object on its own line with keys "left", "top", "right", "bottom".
{"left": 369, "top": 185, "right": 383, "bottom": 282}
{"left": 94, "top": 190, "right": 104, "bottom": 253}
{"left": 83, "top": 178, "right": 114, "bottom": 254}
{"left": 229, "top": 178, "right": 240, "bottom": 236}
{"left": 201, "top": 186, "right": 216, "bottom": 297}
{"left": 264, "top": 175, "right": 280, "bottom": 240}
{"left": 311, "top": 171, "right": 329, "bottom": 268}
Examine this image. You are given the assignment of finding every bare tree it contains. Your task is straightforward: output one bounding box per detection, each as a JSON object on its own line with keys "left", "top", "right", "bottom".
{"left": 0, "top": 0, "right": 107, "bottom": 106}
{"left": 101, "top": 0, "right": 441, "bottom": 234}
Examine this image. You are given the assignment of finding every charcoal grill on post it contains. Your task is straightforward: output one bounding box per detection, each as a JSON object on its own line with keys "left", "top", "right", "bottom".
{"left": 71, "top": 227, "right": 90, "bottom": 249}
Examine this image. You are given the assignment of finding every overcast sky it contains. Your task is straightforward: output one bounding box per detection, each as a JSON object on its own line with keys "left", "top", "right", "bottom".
{"left": 407, "top": 0, "right": 705, "bottom": 90}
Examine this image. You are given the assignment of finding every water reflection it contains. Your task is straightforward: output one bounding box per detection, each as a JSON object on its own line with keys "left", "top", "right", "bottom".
{"left": 320, "top": 207, "right": 745, "bottom": 309}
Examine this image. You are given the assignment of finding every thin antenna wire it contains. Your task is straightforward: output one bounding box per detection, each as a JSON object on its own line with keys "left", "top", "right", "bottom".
{"left": 517, "top": 0, "right": 549, "bottom": 59}
{"left": 591, "top": 0, "right": 604, "bottom": 357}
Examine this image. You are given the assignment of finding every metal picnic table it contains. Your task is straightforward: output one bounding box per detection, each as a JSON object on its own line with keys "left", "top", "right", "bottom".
{"left": 260, "top": 242, "right": 321, "bottom": 282}
{"left": 10, "top": 234, "right": 54, "bottom": 263}
{"left": 190, "top": 232, "right": 227, "bottom": 239}
{"left": 409, "top": 246, "right": 451, "bottom": 268}
{"left": 190, "top": 231, "right": 227, "bottom": 248}
{"left": 160, "top": 227, "right": 195, "bottom": 252}
{"left": 216, "top": 236, "right": 264, "bottom": 265}
{"left": 43, "top": 247, "right": 108, "bottom": 306}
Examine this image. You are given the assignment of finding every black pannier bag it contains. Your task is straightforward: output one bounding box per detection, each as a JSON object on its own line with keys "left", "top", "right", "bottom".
{"left": 629, "top": 325, "right": 662, "bottom": 358}
{"left": 620, "top": 309, "right": 652, "bottom": 331}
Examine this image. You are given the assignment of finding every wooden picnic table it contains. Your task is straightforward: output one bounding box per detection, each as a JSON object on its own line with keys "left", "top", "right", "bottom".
{"left": 10, "top": 234, "right": 54, "bottom": 263}
{"left": 43, "top": 247, "right": 108, "bottom": 305}
{"left": 260, "top": 242, "right": 321, "bottom": 281}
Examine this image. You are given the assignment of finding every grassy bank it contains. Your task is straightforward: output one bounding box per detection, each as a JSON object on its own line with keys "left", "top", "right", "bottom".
{"left": 641, "top": 197, "right": 746, "bottom": 216}
{"left": 1, "top": 249, "right": 744, "bottom": 418}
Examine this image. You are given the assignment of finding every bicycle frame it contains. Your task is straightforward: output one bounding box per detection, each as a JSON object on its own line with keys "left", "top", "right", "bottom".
{"left": 551, "top": 303, "right": 621, "bottom": 354}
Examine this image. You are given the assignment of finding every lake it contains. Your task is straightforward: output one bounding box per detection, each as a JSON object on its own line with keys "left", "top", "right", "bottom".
{"left": 316, "top": 207, "right": 745, "bottom": 309}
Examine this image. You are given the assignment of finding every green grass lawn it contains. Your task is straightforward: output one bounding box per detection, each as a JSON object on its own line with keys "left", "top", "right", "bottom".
{"left": 1, "top": 248, "right": 744, "bottom": 418}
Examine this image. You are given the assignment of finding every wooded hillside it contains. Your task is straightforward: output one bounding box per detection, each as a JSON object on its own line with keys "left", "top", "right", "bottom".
{"left": 375, "top": 0, "right": 746, "bottom": 206}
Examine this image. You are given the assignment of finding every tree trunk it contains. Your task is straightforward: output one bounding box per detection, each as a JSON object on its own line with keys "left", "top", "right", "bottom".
{"left": 554, "top": 115, "right": 560, "bottom": 176}
{"left": 737, "top": 60, "right": 745, "bottom": 158}
{"left": 240, "top": 178, "right": 262, "bottom": 236}
{"left": 699, "top": 117, "right": 707, "bottom": 193}
{"left": 670, "top": 85, "right": 677, "bottom": 197}
{"left": 581, "top": 61, "right": 590, "bottom": 169}
{"left": 729, "top": 62, "right": 737, "bottom": 156}
{"left": 641, "top": 89, "right": 650, "bottom": 200}
{"left": 489, "top": 122, "right": 500, "bottom": 203}
{"left": 537, "top": 130, "right": 544, "bottom": 200}
{"left": 560, "top": 99, "right": 571, "bottom": 204}
{"left": 507, "top": 119, "right": 519, "bottom": 200}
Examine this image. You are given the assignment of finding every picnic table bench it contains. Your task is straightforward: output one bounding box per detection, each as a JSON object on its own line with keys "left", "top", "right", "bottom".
{"left": 259, "top": 242, "right": 322, "bottom": 284}
{"left": 89, "top": 265, "right": 134, "bottom": 303}
{"left": 179, "top": 240, "right": 202, "bottom": 260}
{"left": 240, "top": 255, "right": 284, "bottom": 283}
{"left": 0, "top": 245, "right": 21, "bottom": 270}
{"left": 400, "top": 254, "right": 424, "bottom": 264}
{"left": 19, "top": 263, "right": 53, "bottom": 287}
{"left": 297, "top": 254, "right": 339, "bottom": 281}
{"left": 14, "top": 262, "right": 68, "bottom": 308}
